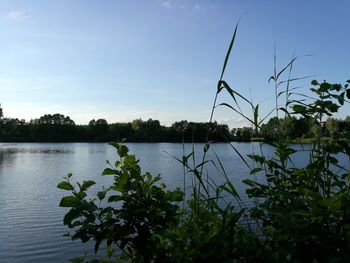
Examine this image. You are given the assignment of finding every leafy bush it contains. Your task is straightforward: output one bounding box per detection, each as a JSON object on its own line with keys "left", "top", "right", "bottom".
{"left": 245, "top": 79, "right": 350, "bottom": 262}
{"left": 58, "top": 142, "right": 184, "bottom": 262}
{"left": 59, "top": 140, "right": 262, "bottom": 262}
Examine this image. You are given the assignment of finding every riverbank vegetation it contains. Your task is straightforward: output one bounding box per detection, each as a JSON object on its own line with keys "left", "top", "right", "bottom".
{"left": 58, "top": 25, "right": 350, "bottom": 262}
{"left": 0, "top": 115, "right": 231, "bottom": 142}
{"left": 0, "top": 108, "right": 349, "bottom": 143}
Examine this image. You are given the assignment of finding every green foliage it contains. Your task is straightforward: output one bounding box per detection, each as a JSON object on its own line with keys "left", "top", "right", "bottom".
{"left": 0, "top": 115, "right": 232, "bottom": 143}
{"left": 245, "top": 80, "right": 350, "bottom": 262}
{"left": 58, "top": 24, "right": 350, "bottom": 262}
{"left": 59, "top": 142, "right": 257, "bottom": 262}
{"left": 59, "top": 142, "right": 185, "bottom": 262}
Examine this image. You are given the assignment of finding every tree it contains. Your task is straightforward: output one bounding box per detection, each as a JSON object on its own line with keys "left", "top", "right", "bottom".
{"left": 36, "top": 113, "right": 75, "bottom": 125}
{"left": 131, "top": 119, "right": 142, "bottom": 131}
{"left": 260, "top": 117, "right": 280, "bottom": 140}
{"left": 143, "top": 119, "right": 162, "bottom": 142}
{"left": 325, "top": 118, "right": 339, "bottom": 137}
{"left": 88, "top": 119, "right": 96, "bottom": 127}
{"left": 171, "top": 120, "right": 188, "bottom": 133}
{"left": 91, "top": 119, "right": 109, "bottom": 141}
{"left": 95, "top": 119, "right": 108, "bottom": 126}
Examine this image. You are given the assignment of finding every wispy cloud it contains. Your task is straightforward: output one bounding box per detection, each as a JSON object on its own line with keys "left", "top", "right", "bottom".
{"left": 161, "top": 1, "right": 213, "bottom": 13}
{"left": 215, "top": 117, "right": 252, "bottom": 129}
{"left": 5, "top": 9, "right": 31, "bottom": 21}
{"left": 162, "top": 1, "right": 173, "bottom": 9}
{"left": 70, "top": 109, "right": 193, "bottom": 126}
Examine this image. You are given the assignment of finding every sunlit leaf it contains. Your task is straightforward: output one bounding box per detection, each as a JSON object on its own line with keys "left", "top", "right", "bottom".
{"left": 57, "top": 181, "right": 74, "bottom": 191}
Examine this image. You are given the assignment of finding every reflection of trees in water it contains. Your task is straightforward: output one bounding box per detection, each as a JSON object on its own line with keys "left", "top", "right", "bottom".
{"left": 0, "top": 146, "right": 74, "bottom": 172}
{"left": 0, "top": 148, "right": 16, "bottom": 172}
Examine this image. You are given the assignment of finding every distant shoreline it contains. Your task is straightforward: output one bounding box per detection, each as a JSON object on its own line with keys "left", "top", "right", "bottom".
{"left": 1, "top": 137, "right": 348, "bottom": 144}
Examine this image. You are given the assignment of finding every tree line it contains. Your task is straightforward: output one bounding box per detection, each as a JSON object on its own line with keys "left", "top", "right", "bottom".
{"left": 0, "top": 105, "right": 349, "bottom": 143}
{"left": 0, "top": 110, "right": 231, "bottom": 142}
{"left": 258, "top": 115, "right": 350, "bottom": 141}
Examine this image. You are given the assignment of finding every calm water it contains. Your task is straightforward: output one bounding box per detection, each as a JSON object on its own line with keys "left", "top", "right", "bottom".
{"left": 0, "top": 142, "right": 347, "bottom": 262}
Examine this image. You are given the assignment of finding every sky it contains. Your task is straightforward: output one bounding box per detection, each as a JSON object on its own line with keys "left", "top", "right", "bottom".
{"left": 0, "top": 0, "right": 349, "bottom": 128}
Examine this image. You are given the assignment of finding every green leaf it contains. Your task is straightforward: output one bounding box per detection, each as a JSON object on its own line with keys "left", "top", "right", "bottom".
{"left": 59, "top": 196, "right": 79, "bottom": 208}
{"left": 220, "top": 22, "right": 238, "bottom": 80}
{"left": 114, "top": 173, "right": 129, "bottom": 192}
{"left": 250, "top": 167, "right": 263, "bottom": 175}
{"left": 320, "top": 82, "right": 331, "bottom": 92}
{"left": 204, "top": 142, "right": 210, "bottom": 153}
{"left": 243, "top": 179, "right": 261, "bottom": 188}
{"left": 248, "top": 154, "right": 266, "bottom": 164}
{"left": 275, "top": 57, "right": 298, "bottom": 81}
{"left": 222, "top": 181, "right": 239, "bottom": 198}
{"left": 279, "top": 107, "right": 291, "bottom": 118}
{"left": 70, "top": 256, "right": 85, "bottom": 263}
{"left": 108, "top": 195, "right": 123, "bottom": 202}
{"left": 166, "top": 189, "right": 184, "bottom": 202}
{"left": 107, "top": 245, "right": 116, "bottom": 258}
{"left": 117, "top": 145, "right": 129, "bottom": 158}
{"left": 146, "top": 172, "right": 152, "bottom": 182}
{"left": 102, "top": 168, "right": 117, "bottom": 176}
{"left": 57, "top": 181, "right": 74, "bottom": 191}
{"left": 220, "top": 80, "right": 253, "bottom": 107}
{"left": 254, "top": 104, "right": 259, "bottom": 129}
{"left": 338, "top": 92, "right": 345, "bottom": 105}
{"left": 217, "top": 80, "right": 223, "bottom": 93}
{"left": 63, "top": 209, "right": 79, "bottom": 225}
{"left": 95, "top": 239, "right": 101, "bottom": 253}
{"left": 97, "top": 190, "right": 107, "bottom": 201}
{"left": 76, "top": 191, "right": 87, "bottom": 200}
{"left": 81, "top": 180, "right": 96, "bottom": 191}
{"left": 217, "top": 103, "right": 254, "bottom": 126}
{"left": 311, "top": 79, "right": 319, "bottom": 86}
{"left": 293, "top": 104, "right": 306, "bottom": 114}
{"left": 108, "top": 141, "right": 120, "bottom": 149}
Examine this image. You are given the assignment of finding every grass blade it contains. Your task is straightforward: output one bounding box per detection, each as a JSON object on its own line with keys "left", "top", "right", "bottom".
{"left": 219, "top": 23, "right": 239, "bottom": 81}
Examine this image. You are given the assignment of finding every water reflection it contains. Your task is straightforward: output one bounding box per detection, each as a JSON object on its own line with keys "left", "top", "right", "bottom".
{"left": 0, "top": 148, "right": 16, "bottom": 172}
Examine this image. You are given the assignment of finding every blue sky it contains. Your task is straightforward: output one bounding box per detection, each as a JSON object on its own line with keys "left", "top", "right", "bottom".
{"left": 0, "top": 0, "right": 349, "bottom": 127}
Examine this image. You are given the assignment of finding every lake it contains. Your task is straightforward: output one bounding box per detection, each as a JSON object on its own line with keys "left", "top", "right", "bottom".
{"left": 0, "top": 142, "right": 347, "bottom": 262}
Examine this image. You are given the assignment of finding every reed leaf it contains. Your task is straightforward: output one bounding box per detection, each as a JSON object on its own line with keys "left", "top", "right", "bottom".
{"left": 219, "top": 23, "right": 239, "bottom": 81}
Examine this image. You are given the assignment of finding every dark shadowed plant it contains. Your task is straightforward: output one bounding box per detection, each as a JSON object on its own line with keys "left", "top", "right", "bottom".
{"left": 244, "top": 78, "right": 350, "bottom": 262}
{"left": 58, "top": 142, "right": 183, "bottom": 262}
